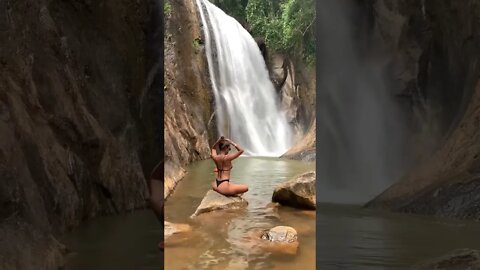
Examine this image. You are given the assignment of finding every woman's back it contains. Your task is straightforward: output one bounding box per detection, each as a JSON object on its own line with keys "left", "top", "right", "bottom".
{"left": 210, "top": 137, "right": 248, "bottom": 196}
{"left": 213, "top": 154, "right": 232, "bottom": 180}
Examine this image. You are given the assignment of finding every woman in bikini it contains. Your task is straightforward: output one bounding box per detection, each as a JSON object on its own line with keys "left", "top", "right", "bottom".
{"left": 210, "top": 136, "right": 249, "bottom": 196}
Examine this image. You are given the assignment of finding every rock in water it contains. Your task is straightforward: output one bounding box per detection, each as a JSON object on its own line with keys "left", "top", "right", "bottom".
{"left": 412, "top": 249, "right": 480, "bottom": 270}
{"left": 238, "top": 226, "right": 300, "bottom": 255}
{"left": 272, "top": 171, "right": 316, "bottom": 209}
{"left": 164, "top": 221, "right": 192, "bottom": 239}
{"left": 261, "top": 226, "right": 298, "bottom": 243}
{"left": 260, "top": 226, "right": 299, "bottom": 255}
{"left": 191, "top": 190, "right": 248, "bottom": 217}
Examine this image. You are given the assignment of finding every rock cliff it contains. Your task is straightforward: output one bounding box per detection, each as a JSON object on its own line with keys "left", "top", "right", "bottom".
{"left": 163, "top": 0, "right": 214, "bottom": 199}
{"left": 0, "top": 0, "right": 162, "bottom": 268}
{"left": 366, "top": 0, "right": 480, "bottom": 219}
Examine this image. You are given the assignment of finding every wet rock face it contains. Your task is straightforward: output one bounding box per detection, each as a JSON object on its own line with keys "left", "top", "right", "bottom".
{"left": 367, "top": 80, "right": 480, "bottom": 219}
{"left": 269, "top": 54, "right": 316, "bottom": 143}
{"left": 191, "top": 190, "right": 248, "bottom": 217}
{"left": 366, "top": 1, "right": 480, "bottom": 219}
{"left": 164, "top": 0, "right": 213, "bottom": 199}
{"left": 254, "top": 37, "right": 268, "bottom": 61}
{"left": 386, "top": 177, "right": 480, "bottom": 220}
{"left": 268, "top": 53, "right": 316, "bottom": 160}
{"left": 0, "top": 220, "right": 68, "bottom": 270}
{"left": 281, "top": 119, "right": 316, "bottom": 161}
{"left": 372, "top": 0, "right": 480, "bottom": 137}
{"left": 272, "top": 171, "right": 316, "bottom": 210}
{"left": 412, "top": 249, "right": 480, "bottom": 270}
{"left": 0, "top": 0, "right": 161, "bottom": 269}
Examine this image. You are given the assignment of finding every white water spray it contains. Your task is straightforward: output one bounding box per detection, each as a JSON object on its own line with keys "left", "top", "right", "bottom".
{"left": 195, "top": 0, "right": 292, "bottom": 156}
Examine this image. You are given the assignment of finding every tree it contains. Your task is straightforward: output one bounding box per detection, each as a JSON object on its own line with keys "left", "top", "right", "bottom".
{"left": 210, "top": 0, "right": 249, "bottom": 22}
{"left": 246, "top": 0, "right": 315, "bottom": 65}
{"left": 281, "top": 0, "right": 315, "bottom": 64}
{"left": 209, "top": 0, "right": 315, "bottom": 65}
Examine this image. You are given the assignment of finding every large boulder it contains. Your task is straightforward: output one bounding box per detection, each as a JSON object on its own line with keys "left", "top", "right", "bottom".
{"left": 191, "top": 190, "right": 248, "bottom": 217}
{"left": 272, "top": 171, "right": 316, "bottom": 209}
{"left": 412, "top": 249, "right": 480, "bottom": 270}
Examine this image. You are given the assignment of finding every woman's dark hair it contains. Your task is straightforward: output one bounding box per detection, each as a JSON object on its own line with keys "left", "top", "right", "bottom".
{"left": 219, "top": 143, "right": 230, "bottom": 151}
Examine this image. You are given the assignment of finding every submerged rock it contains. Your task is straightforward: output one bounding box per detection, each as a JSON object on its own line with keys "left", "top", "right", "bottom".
{"left": 239, "top": 226, "right": 300, "bottom": 256}
{"left": 412, "top": 249, "right": 480, "bottom": 270}
{"left": 261, "top": 226, "right": 298, "bottom": 243}
{"left": 272, "top": 171, "right": 316, "bottom": 209}
{"left": 164, "top": 221, "right": 192, "bottom": 238}
{"left": 191, "top": 190, "right": 248, "bottom": 217}
{"left": 164, "top": 221, "right": 194, "bottom": 247}
{"left": 260, "top": 226, "right": 299, "bottom": 255}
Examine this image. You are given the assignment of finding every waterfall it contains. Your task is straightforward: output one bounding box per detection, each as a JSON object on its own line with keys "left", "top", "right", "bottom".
{"left": 317, "top": 0, "right": 408, "bottom": 204}
{"left": 195, "top": 0, "right": 292, "bottom": 156}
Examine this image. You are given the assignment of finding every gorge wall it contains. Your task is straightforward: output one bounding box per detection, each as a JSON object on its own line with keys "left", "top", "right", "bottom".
{"left": 0, "top": 0, "right": 162, "bottom": 268}
{"left": 270, "top": 54, "right": 316, "bottom": 161}
{"left": 366, "top": 0, "right": 480, "bottom": 219}
{"left": 163, "top": 0, "right": 214, "bottom": 199}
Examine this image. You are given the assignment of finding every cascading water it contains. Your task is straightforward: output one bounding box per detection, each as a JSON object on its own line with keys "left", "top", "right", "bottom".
{"left": 317, "top": 0, "right": 408, "bottom": 204}
{"left": 195, "top": 0, "right": 292, "bottom": 156}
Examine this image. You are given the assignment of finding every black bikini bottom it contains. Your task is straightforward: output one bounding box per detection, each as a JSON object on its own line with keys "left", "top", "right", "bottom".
{"left": 216, "top": 178, "right": 230, "bottom": 187}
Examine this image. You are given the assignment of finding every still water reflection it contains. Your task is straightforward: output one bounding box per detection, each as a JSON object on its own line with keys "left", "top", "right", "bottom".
{"left": 317, "top": 203, "right": 480, "bottom": 269}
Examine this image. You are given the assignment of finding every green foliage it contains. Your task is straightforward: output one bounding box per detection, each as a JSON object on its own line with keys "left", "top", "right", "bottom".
{"left": 206, "top": 0, "right": 315, "bottom": 65}
{"left": 193, "top": 38, "right": 202, "bottom": 51}
{"left": 246, "top": 0, "right": 315, "bottom": 65}
{"left": 210, "top": 0, "right": 249, "bottom": 20}
{"left": 164, "top": 1, "right": 172, "bottom": 17}
{"left": 245, "top": 0, "right": 283, "bottom": 51}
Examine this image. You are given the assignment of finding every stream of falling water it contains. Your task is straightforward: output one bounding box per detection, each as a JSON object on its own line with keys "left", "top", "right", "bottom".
{"left": 195, "top": 0, "right": 292, "bottom": 156}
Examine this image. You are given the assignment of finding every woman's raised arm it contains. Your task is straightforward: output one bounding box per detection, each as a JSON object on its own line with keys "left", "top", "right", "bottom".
{"left": 211, "top": 136, "right": 224, "bottom": 158}
{"left": 226, "top": 139, "right": 244, "bottom": 160}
